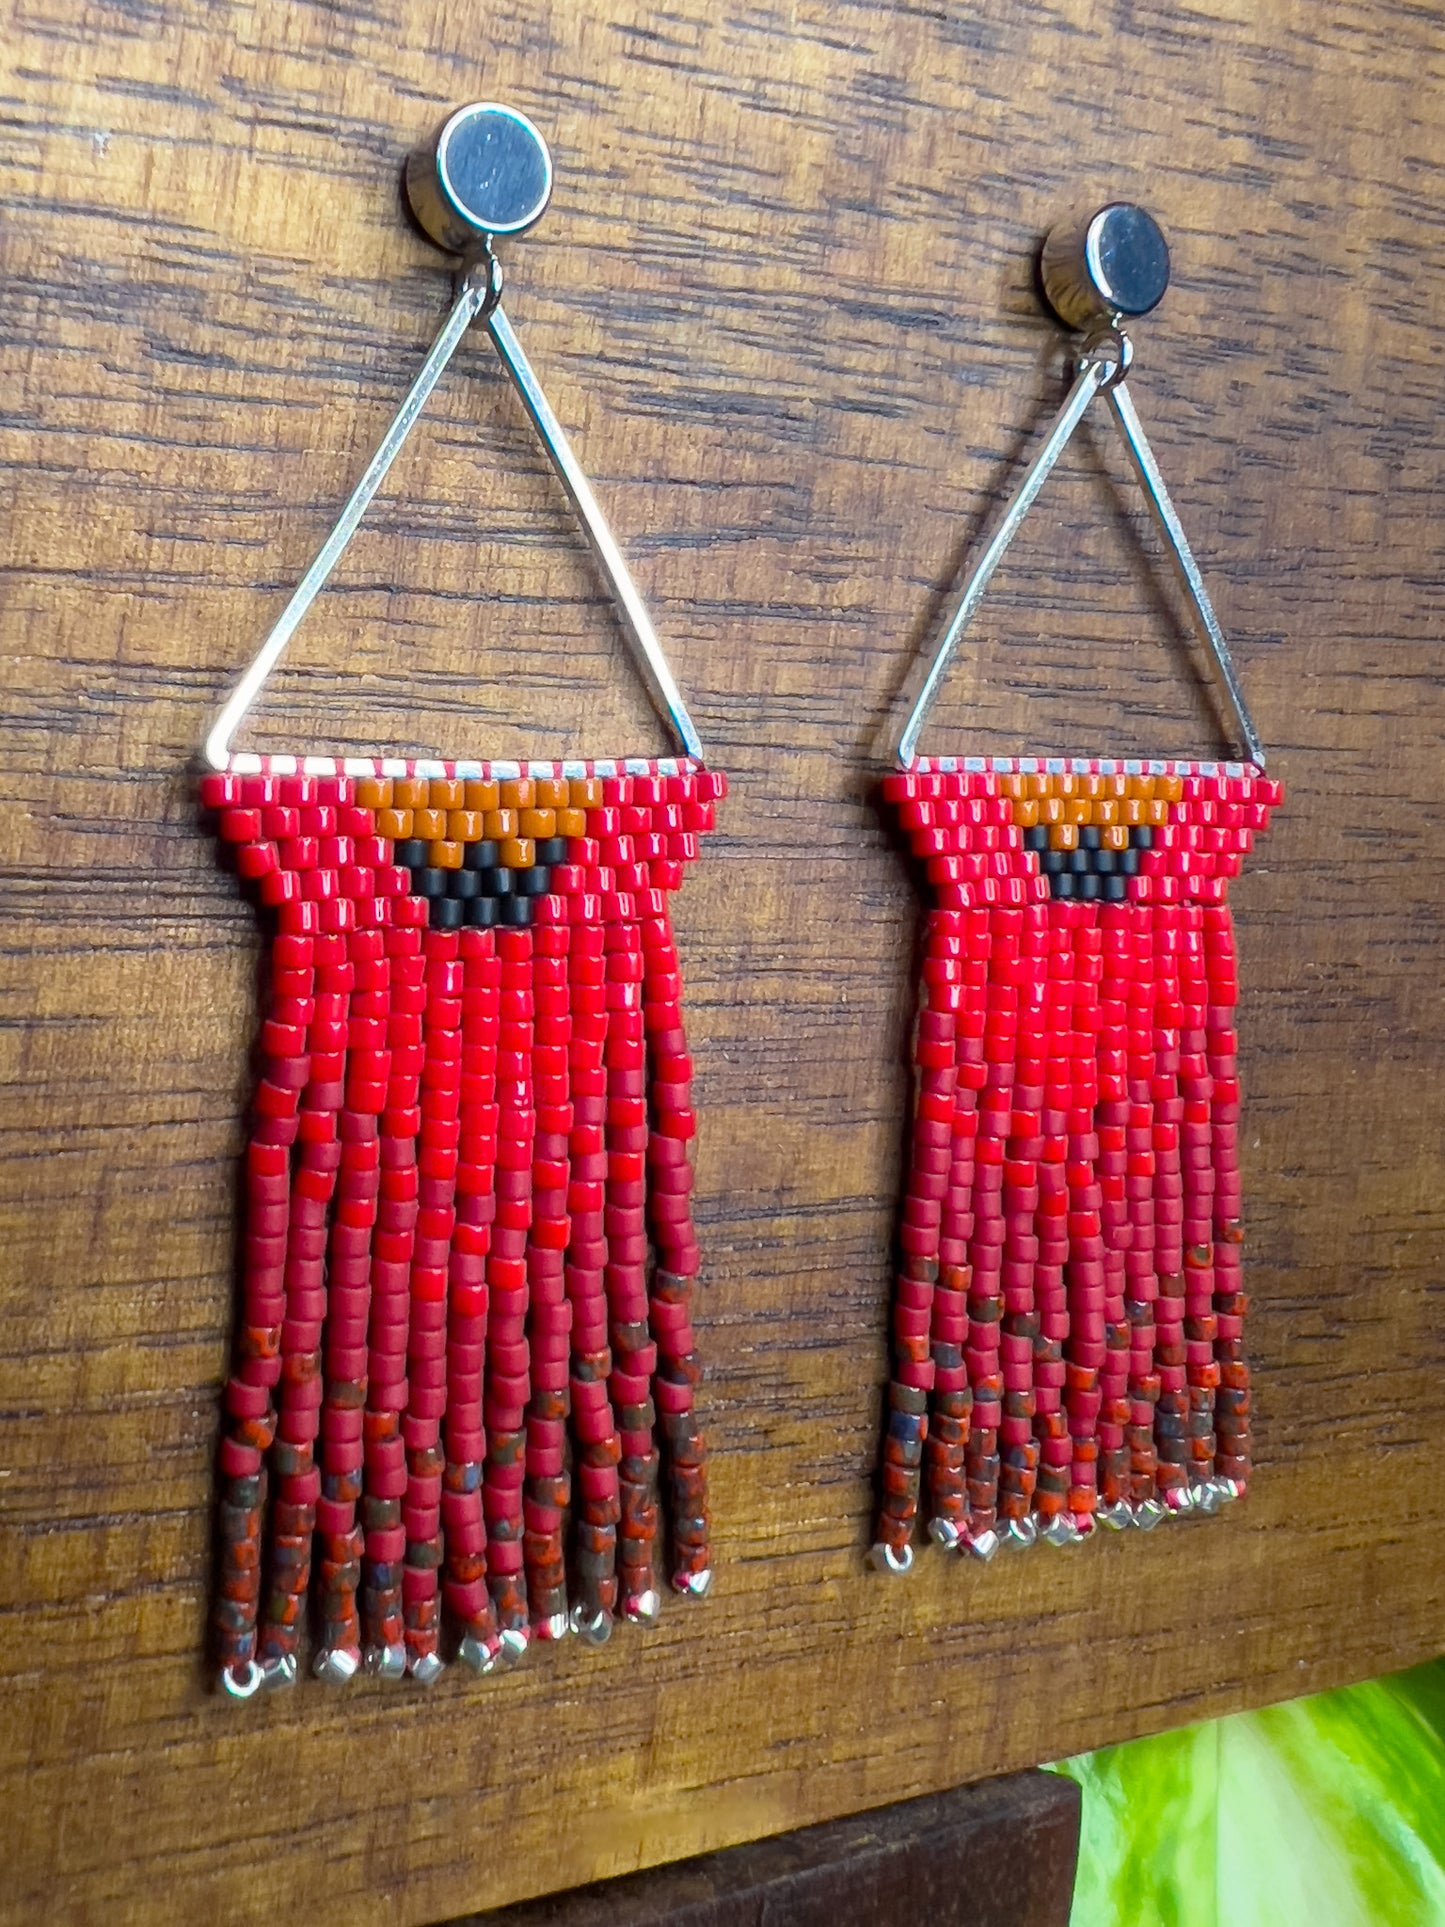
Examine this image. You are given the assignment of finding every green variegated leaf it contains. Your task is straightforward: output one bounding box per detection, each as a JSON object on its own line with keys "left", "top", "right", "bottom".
{"left": 1052, "top": 1659, "right": 1445, "bottom": 1927}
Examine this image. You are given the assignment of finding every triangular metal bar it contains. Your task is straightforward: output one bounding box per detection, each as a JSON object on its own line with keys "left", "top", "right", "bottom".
{"left": 893, "top": 352, "right": 1265, "bottom": 770}
{"left": 202, "top": 257, "right": 704, "bottom": 770}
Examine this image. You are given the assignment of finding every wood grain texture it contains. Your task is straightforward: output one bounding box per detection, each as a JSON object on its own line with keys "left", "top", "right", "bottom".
{"left": 1, "top": 1, "right": 1443, "bottom": 1920}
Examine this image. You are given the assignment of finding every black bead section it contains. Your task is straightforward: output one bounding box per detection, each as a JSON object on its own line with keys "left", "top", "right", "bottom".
{"left": 449, "top": 868, "right": 482, "bottom": 899}
{"left": 415, "top": 868, "right": 449, "bottom": 898}
{"left": 1025, "top": 821, "right": 1151, "bottom": 903}
{"left": 430, "top": 896, "right": 465, "bottom": 930}
{"left": 512, "top": 865, "right": 550, "bottom": 898}
{"left": 462, "top": 839, "right": 500, "bottom": 871}
{"left": 395, "top": 839, "right": 428, "bottom": 869}
{"left": 501, "top": 895, "right": 534, "bottom": 927}
{"left": 535, "top": 837, "right": 569, "bottom": 865}
{"left": 465, "top": 897, "right": 500, "bottom": 927}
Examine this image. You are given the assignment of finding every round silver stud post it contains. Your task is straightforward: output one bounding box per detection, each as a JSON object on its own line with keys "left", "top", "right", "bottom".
{"left": 672, "top": 1566, "right": 713, "bottom": 1598}
{"left": 1041, "top": 203, "right": 1171, "bottom": 332}
{"left": 866, "top": 1541, "right": 914, "bottom": 1576}
{"left": 406, "top": 102, "right": 553, "bottom": 254}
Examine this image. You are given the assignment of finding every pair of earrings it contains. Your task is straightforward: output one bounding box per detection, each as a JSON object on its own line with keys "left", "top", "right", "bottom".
{"left": 199, "top": 105, "right": 1280, "bottom": 1699}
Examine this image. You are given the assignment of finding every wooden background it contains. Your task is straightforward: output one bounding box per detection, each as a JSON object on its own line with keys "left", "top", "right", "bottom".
{"left": 2, "top": 1, "right": 1443, "bottom": 1919}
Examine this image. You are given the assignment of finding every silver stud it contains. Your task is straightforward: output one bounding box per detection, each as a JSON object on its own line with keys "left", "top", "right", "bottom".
{"left": 1098, "top": 1501, "right": 1134, "bottom": 1532}
{"left": 312, "top": 1647, "right": 360, "bottom": 1686}
{"left": 623, "top": 1588, "right": 662, "bottom": 1624}
{"left": 1000, "top": 1515, "right": 1038, "bottom": 1551}
{"left": 1170, "top": 1484, "right": 1197, "bottom": 1516}
{"left": 927, "top": 1516, "right": 963, "bottom": 1551}
{"left": 537, "top": 1611, "right": 570, "bottom": 1643}
{"left": 672, "top": 1565, "right": 714, "bottom": 1598}
{"left": 1040, "top": 1514, "right": 1079, "bottom": 1548}
{"left": 867, "top": 1541, "right": 914, "bottom": 1576}
{"left": 405, "top": 102, "right": 554, "bottom": 255}
{"left": 1135, "top": 1497, "right": 1169, "bottom": 1531}
{"left": 1041, "top": 203, "right": 1171, "bottom": 333}
{"left": 966, "top": 1528, "right": 1001, "bottom": 1563}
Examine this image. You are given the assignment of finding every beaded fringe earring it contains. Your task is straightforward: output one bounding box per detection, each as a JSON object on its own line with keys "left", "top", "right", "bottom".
{"left": 871, "top": 206, "right": 1282, "bottom": 1572}
{"left": 202, "top": 105, "right": 723, "bottom": 1696}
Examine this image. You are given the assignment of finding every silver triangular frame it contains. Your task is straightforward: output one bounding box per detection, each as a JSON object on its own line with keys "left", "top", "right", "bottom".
{"left": 893, "top": 341, "right": 1265, "bottom": 771}
{"left": 202, "top": 253, "right": 704, "bottom": 771}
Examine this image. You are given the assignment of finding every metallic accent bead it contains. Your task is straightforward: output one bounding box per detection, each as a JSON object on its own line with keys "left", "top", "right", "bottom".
{"left": 408, "top": 1649, "right": 446, "bottom": 1687}
{"left": 867, "top": 1541, "right": 914, "bottom": 1576}
{"left": 498, "top": 1625, "right": 530, "bottom": 1667}
{"left": 623, "top": 1587, "right": 662, "bottom": 1623}
{"left": 927, "top": 1516, "right": 963, "bottom": 1551}
{"left": 570, "top": 1605, "right": 613, "bottom": 1647}
{"left": 312, "top": 1646, "right": 360, "bottom": 1686}
{"left": 1040, "top": 1514, "right": 1079, "bottom": 1549}
{"left": 364, "top": 1642, "right": 407, "bottom": 1681}
{"left": 405, "top": 102, "right": 554, "bottom": 255}
{"left": 537, "top": 1611, "right": 571, "bottom": 1643}
{"left": 220, "top": 1659, "right": 264, "bottom": 1701}
{"left": 672, "top": 1566, "right": 713, "bottom": 1598}
{"left": 1135, "top": 1497, "right": 1169, "bottom": 1531}
{"left": 1193, "top": 1480, "right": 1222, "bottom": 1516}
{"left": 1098, "top": 1501, "right": 1134, "bottom": 1532}
{"left": 259, "top": 1652, "right": 297, "bottom": 1690}
{"left": 1219, "top": 1477, "right": 1242, "bottom": 1504}
{"left": 1170, "top": 1484, "right": 1197, "bottom": 1515}
{"left": 966, "top": 1528, "right": 1000, "bottom": 1563}
{"left": 1000, "top": 1515, "right": 1038, "bottom": 1551}
{"left": 457, "top": 1633, "right": 501, "bottom": 1676}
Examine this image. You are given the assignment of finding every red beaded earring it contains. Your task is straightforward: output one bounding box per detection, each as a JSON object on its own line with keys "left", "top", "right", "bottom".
{"left": 871, "top": 206, "right": 1281, "bottom": 1573}
{"left": 201, "top": 104, "right": 723, "bottom": 1696}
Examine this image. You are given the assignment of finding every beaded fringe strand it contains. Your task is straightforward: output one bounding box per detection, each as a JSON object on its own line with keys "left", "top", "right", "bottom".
{"left": 203, "top": 754, "right": 723, "bottom": 1692}
{"left": 872, "top": 756, "right": 1281, "bottom": 1569}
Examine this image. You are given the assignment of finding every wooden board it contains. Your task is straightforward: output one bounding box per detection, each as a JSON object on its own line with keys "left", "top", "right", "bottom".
{"left": 2, "top": 1, "right": 1443, "bottom": 1919}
